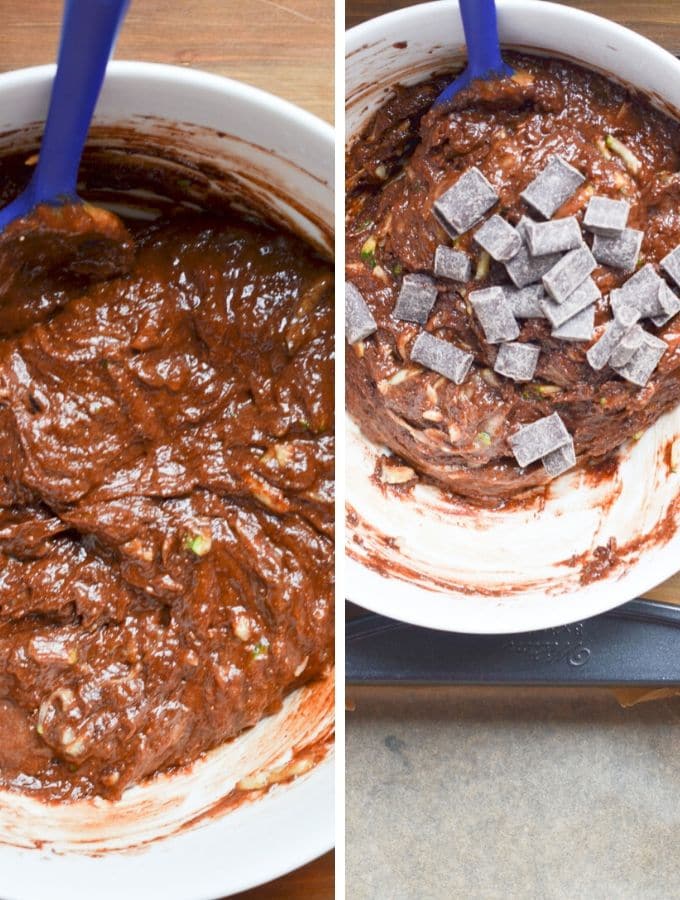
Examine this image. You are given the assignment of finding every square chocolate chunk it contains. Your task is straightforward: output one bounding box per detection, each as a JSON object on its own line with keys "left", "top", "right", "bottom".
{"left": 586, "top": 307, "right": 639, "bottom": 371}
{"left": 393, "top": 274, "right": 438, "bottom": 324}
{"left": 542, "top": 246, "right": 597, "bottom": 304}
{"left": 541, "top": 276, "right": 600, "bottom": 328}
{"left": 507, "top": 284, "right": 547, "bottom": 318}
{"left": 469, "top": 286, "right": 520, "bottom": 344}
{"left": 525, "top": 217, "right": 582, "bottom": 256}
{"left": 411, "top": 331, "right": 474, "bottom": 385}
{"left": 661, "top": 246, "right": 680, "bottom": 288}
{"left": 542, "top": 438, "right": 576, "bottom": 477}
{"left": 345, "top": 282, "right": 377, "bottom": 344}
{"left": 651, "top": 282, "right": 680, "bottom": 327}
{"left": 494, "top": 342, "right": 540, "bottom": 382}
{"left": 433, "top": 167, "right": 499, "bottom": 236}
{"left": 609, "top": 323, "right": 645, "bottom": 368}
{"left": 611, "top": 331, "right": 667, "bottom": 387}
{"left": 583, "top": 196, "right": 630, "bottom": 236}
{"left": 592, "top": 228, "right": 643, "bottom": 272}
{"left": 433, "top": 245, "right": 472, "bottom": 283}
{"left": 474, "top": 215, "right": 522, "bottom": 261}
{"left": 505, "top": 218, "right": 561, "bottom": 288}
{"left": 520, "top": 155, "right": 585, "bottom": 219}
{"left": 551, "top": 304, "right": 595, "bottom": 342}
{"left": 610, "top": 264, "right": 665, "bottom": 319}
{"left": 509, "top": 412, "right": 571, "bottom": 468}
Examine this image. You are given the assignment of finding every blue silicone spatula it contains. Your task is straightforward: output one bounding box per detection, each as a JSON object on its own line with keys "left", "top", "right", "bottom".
{"left": 434, "top": 0, "right": 513, "bottom": 108}
{"left": 0, "top": 0, "right": 131, "bottom": 233}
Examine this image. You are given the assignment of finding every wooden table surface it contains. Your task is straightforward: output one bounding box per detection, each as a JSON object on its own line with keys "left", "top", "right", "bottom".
{"left": 1, "top": 0, "right": 333, "bottom": 123}
{"left": 0, "top": 2, "right": 333, "bottom": 898}
{"left": 346, "top": 0, "right": 680, "bottom": 607}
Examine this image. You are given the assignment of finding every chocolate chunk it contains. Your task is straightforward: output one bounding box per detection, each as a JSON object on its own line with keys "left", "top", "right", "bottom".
{"left": 506, "top": 284, "right": 547, "bottom": 318}
{"left": 473, "top": 215, "right": 522, "bottom": 261}
{"left": 509, "top": 412, "right": 571, "bottom": 467}
{"left": 651, "top": 282, "right": 680, "bottom": 327}
{"left": 345, "top": 282, "right": 377, "bottom": 344}
{"left": 541, "top": 276, "right": 600, "bottom": 328}
{"left": 433, "top": 167, "right": 498, "bottom": 236}
{"left": 542, "top": 246, "right": 597, "bottom": 303}
{"left": 469, "top": 286, "right": 520, "bottom": 344}
{"left": 505, "top": 217, "right": 561, "bottom": 288}
{"left": 411, "top": 331, "right": 473, "bottom": 385}
{"left": 525, "top": 217, "right": 582, "bottom": 256}
{"left": 393, "top": 274, "right": 438, "bottom": 324}
{"left": 542, "top": 438, "right": 576, "bottom": 477}
{"left": 583, "top": 196, "right": 630, "bottom": 236}
{"left": 494, "top": 341, "right": 540, "bottom": 382}
{"left": 611, "top": 331, "right": 667, "bottom": 387}
{"left": 551, "top": 304, "right": 595, "bottom": 342}
{"left": 610, "top": 264, "right": 665, "bottom": 319}
{"left": 609, "top": 323, "right": 645, "bottom": 368}
{"left": 586, "top": 307, "right": 639, "bottom": 370}
{"left": 433, "top": 245, "right": 472, "bottom": 283}
{"left": 661, "top": 246, "right": 680, "bottom": 288}
{"left": 592, "top": 228, "right": 643, "bottom": 271}
{"left": 520, "top": 155, "right": 585, "bottom": 219}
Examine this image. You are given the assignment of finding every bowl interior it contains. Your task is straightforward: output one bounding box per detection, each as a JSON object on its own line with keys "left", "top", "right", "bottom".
{"left": 0, "top": 62, "right": 334, "bottom": 898}
{"left": 345, "top": 0, "right": 680, "bottom": 633}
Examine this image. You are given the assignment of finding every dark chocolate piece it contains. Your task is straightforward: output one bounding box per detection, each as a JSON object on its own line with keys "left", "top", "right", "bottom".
{"left": 551, "top": 304, "right": 595, "bottom": 342}
{"left": 411, "top": 331, "right": 474, "bottom": 385}
{"left": 520, "top": 155, "right": 585, "bottom": 219}
{"left": 494, "top": 342, "right": 540, "bottom": 382}
{"left": 474, "top": 215, "right": 522, "bottom": 261}
{"left": 346, "top": 282, "right": 377, "bottom": 344}
{"left": 505, "top": 217, "right": 562, "bottom": 288}
{"left": 542, "top": 246, "right": 597, "bottom": 304}
{"left": 393, "top": 274, "right": 438, "bottom": 324}
{"left": 469, "top": 286, "right": 520, "bottom": 344}
{"left": 433, "top": 245, "right": 472, "bottom": 283}
{"left": 525, "top": 217, "right": 582, "bottom": 256}
{"left": 506, "top": 284, "right": 547, "bottom": 318}
{"left": 592, "top": 228, "right": 642, "bottom": 271}
{"left": 583, "top": 196, "right": 630, "bottom": 236}
{"left": 611, "top": 331, "right": 667, "bottom": 387}
{"left": 509, "top": 412, "right": 571, "bottom": 467}
{"left": 542, "top": 438, "right": 576, "bottom": 477}
{"left": 586, "top": 306, "right": 639, "bottom": 370}
{"left": 541, "top": 276, "right": 600, "bottom": 328}
{"left": 433, "top": 167, "right": 498, "bottom": 236}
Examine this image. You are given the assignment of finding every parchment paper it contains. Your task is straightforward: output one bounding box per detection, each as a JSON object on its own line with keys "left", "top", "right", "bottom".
{"left": 346, "top": 686, "right": 680, "bottom": 899}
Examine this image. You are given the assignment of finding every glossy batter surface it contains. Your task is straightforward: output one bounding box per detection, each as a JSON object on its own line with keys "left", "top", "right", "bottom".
{"left": 346, "top": 55, "right": 680, "bottom": 502}
{"left": 0, "top": 161, "right": 334, "bottom": 800}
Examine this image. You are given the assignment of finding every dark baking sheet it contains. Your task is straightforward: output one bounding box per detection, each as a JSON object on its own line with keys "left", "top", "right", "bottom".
{"left": 347, "top": 600, "right": 680, "bottom": 685}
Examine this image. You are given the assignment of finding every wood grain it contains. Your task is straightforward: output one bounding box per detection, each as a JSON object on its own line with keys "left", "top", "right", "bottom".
{"left": 0, "top": 0, "right": 333, "bottom": 122}
{"left": 234, "top": 852, "right": 335, "bottom": 899}
{"left": 346, "top": 0, "right": 680, "bottom": 606}
{"left": 346, "top": 0, "right": 680, "bottom": 49}
{"left": 0, "top": 3, "right": 334, "bottom": 897}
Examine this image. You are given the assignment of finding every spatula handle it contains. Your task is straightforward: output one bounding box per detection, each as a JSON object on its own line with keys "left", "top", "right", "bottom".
{"left": 31, "top": 0, "right": 131, "bottom": 204}
{"left": 460, "top": 0, "right": 509, "bottom": 79}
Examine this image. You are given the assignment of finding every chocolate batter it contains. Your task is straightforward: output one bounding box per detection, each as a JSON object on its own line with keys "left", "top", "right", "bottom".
{"left": 346, "top": 54, "right": 680, "bottom": 502}
{"left": 0, "top": 150, "right": 334, "bottom": 800}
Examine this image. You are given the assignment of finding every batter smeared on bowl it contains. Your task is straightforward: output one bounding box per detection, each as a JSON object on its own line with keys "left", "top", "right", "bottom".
{"left": 346, "top": 54, "right": 680, "bottom": 502}
{"left": 0, "top": 149, "right": 334, "bottom": 800}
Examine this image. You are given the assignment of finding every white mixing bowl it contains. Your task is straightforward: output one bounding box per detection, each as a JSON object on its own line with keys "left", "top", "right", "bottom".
{"left": 0, "top": 62, "right": 334, "bottom": 899}
{"left": 346, "top": 0, "right": 680, "bottom": 634}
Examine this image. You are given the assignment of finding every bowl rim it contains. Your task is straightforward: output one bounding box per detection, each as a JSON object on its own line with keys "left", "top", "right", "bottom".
{"left": 0, "top": 60, "right": 334, "bottom": 143}
{"left": 345, "top": 0, "right": 680, "bottom": 76}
